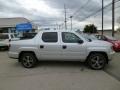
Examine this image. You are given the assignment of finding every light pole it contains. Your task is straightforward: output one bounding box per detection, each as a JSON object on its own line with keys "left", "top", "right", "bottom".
{"left": 112, "top": 0, "right": 115, "bottom": 37}
{"left": 64, "top": 4, "right": 67, "bottom": 30}
{"left": 70, "top": 16, "right": 73, "bottom": 30}
{"left": 102, "top": 0, "right": 104, "bottom": 36}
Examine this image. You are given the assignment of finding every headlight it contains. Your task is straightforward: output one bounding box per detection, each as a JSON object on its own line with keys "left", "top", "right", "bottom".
{"left": 114, "top": 43, "right": 119, "bottom": 47}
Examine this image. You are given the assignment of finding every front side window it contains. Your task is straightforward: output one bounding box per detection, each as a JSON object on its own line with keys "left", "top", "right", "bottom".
{"left": 42, "top": 32, "right": 58, "bottom": 42}
{"left": 62, "top": 32, "right": 80, "bottom": 43}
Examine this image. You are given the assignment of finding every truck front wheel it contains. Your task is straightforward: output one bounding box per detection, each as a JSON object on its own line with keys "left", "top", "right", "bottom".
{"left": 20, "top": 53, "right": 37, "bottom": 68}
{"left": 87, "top": 53, "right": 107, "bottom": 70}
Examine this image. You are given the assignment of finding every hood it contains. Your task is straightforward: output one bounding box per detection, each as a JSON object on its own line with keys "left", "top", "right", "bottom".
{"left": 88, "top": 40, "right": 112, "bottom": 47}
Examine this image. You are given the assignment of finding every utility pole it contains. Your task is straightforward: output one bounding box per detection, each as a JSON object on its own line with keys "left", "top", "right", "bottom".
{"left": 102, "top": 0, "right": 104, "bottom": 36}
{"left": 64, "top": 4, "right": 67, "bottom": 30}
{"left": 70, "top": 16, "right": 73, "bottom": 30}
{"left": 58, "top": 25, "right": 61, "bottom": 30}
{"left": 112, "top": 0, "right": 115, "bottom": 37}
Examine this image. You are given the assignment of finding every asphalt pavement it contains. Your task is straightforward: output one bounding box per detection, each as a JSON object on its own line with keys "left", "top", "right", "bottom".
{"left": 0, "top": 51, "right": 120, "bottom": 90}
{"left": 104, "top": 53, "right": 120, "bottom": 81}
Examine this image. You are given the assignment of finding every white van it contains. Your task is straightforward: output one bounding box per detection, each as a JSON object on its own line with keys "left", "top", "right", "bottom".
{"left": 0, "top": 33, "right": 19, "bottom": 50}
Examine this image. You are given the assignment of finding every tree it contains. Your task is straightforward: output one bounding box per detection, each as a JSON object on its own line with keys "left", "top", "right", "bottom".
{"left": 83, "top": 24, "right": 98, "bottom": 33}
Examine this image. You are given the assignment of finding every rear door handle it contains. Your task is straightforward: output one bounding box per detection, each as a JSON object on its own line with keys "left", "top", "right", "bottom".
{"left": 62, "top": 45, "right": 67, "bottom": 49}
{"left": 40, "top": 45, "right": 44, "bottom": 49}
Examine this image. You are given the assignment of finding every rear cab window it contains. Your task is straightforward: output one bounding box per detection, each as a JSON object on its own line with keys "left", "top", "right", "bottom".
{"left": 42, "top": 32, "right": 58, "bottom": 43}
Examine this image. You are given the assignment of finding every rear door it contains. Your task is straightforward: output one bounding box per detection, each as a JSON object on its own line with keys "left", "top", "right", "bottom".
{"left": 38, "top": 32, "right": 62, "bottom": 60}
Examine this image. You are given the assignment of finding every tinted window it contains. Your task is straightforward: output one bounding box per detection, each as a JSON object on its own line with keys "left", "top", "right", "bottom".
{"left": 11, "top": 35, "right": 14, "bottom": 38}
{"left": 0, "top": 35, "right": 9, "bottom": 39}
{"left": 62, "top": 32, "right": 80, "bottom": 43}
{"left": 42, "top": 32, "right": 58, "bottom": 42}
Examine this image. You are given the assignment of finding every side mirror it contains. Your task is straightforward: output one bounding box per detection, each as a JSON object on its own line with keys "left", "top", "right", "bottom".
{"left": 78, "top": 40, "right": 84, "bottom": 44}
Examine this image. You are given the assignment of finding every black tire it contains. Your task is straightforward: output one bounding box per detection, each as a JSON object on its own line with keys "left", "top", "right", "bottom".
{"left": 20, "top": 53, "right": 37, "bottom": 68}
{"left": 87, "top": 53, "right": 107, "bottom": 70}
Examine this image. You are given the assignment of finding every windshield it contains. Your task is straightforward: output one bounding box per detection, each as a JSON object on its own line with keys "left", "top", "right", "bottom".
{"left": 14, "top": 34, "right": 20, "bottom": 38}
{"left": 81, "top": 34, "right": 91, "bottom": 41}
{"left": 88, "top": 35, "right": 98, "bottom": 40}
{"left": 78, "top": 33, "right": 98, "bottom": 42}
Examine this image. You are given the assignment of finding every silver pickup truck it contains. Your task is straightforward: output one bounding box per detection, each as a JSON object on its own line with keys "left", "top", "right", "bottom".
{"left": 8, "top": 30, "right": 115, "bottom": 70}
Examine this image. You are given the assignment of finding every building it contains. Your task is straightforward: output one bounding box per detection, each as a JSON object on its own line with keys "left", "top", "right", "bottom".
{"left": 98, "top": 29, "right": 117, "bottom": 36}
{"left": 0, "top": 17, "right": 37, "bottom": 33}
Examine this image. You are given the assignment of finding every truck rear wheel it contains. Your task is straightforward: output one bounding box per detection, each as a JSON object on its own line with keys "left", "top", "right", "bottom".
{"left": 20, "top": 53, "right": 37, "bottom": 68}
{"left": 87, "top": 53, "right": 107, "bottom": 70}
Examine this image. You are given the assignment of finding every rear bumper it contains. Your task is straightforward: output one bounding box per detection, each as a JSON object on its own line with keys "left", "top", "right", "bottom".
{"left": 8, "top": 51, "right": 19, "bottom": 59}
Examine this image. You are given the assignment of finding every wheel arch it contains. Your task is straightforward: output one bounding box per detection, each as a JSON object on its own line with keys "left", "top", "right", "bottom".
{"left": 86, "top": 51, "right": 108, "bottom": 64}
{"left": 18, "top": 51, "right": 37, "bottom": 62}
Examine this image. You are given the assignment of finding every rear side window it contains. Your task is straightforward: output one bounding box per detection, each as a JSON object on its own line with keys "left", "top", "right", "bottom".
{"left": 42, "top": 32, "right": 58, "bottom": 42}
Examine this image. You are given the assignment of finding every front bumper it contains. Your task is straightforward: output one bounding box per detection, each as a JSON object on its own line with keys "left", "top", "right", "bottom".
{"left": 113, "top": 47, "right": 120, "bottom": 52}
{"left": 108, "top": 51, "right": 115, "bottom": 61}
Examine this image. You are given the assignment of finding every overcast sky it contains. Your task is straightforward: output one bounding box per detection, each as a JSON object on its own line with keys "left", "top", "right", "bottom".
{"left": 0, "top": 0, "right": 120, "bottom": 30}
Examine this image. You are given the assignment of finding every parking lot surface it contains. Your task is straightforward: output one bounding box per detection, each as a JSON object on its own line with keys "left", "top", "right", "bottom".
{"left": 104, "top": 53, "right": 120, "bottom": 81}
{"left": 0, "top": 52, "right": 120, "bottom": 90}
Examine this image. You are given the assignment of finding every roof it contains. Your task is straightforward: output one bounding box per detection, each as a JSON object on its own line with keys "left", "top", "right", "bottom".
{"left": 0, "top": 17, "right": 29, "bottom": 28}
{"left": 38, "top": 30, "right": 77, "bottom": 33}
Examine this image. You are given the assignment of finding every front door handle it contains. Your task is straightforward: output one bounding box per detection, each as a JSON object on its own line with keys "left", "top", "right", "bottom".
{"left": 40, "top": 45, "right": 44, "bottom": 49}
{"left": 62, "top": 45, "right": 67, "bottom": 49}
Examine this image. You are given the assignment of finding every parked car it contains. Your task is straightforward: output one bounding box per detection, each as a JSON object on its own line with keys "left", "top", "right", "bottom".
{"left": 95, "top": 34, "right": 120, "bottom": 52}
{"left": 8, "top": 30, "right": 115, "bottom": 70}
{"left": 0, "top": 33, "right": 19, "bottom": 50}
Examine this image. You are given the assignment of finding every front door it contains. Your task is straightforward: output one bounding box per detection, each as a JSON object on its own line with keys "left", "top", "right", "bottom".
{"left": 61, "top": 32, "right": 86, "bottom": 60}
